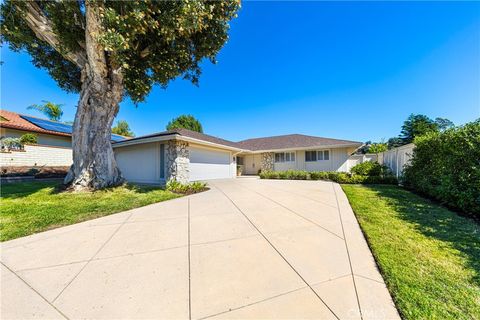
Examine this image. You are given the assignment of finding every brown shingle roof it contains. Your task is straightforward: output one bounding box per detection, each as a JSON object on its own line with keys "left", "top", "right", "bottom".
{"left": 115, "top": 128, "right": 241, "bottom": 149}
{"left": 115, "top": 129, "right": 362, "bottom": 152}
{"left": 237, "top": 134, "right": 362, "bottom": 151}
{"left": 0, "top": 109, "right": 70, "bottom": 137}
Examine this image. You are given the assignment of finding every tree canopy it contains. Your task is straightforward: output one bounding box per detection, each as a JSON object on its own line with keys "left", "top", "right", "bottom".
{"left": 1, "top": 0, "right": 239, "bottom": 190}
{"left": 1, "top": 0, "right": 240, "bottom": 102}
{"left": 112, "top": 120, "right": 135, "bottom": 137}
{"left": 28, "top": 101, "right": 64, "bottom": 121}
{"left": 167, "top": 114, "right": 203, "bottom": 133}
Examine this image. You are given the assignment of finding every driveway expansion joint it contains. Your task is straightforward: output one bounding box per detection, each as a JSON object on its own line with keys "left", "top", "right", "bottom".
{"left": 212, "top": 183, "right": 341, "bottom": 320}
{"left": 1, "top": 261, "right": 70, "bottom": 319}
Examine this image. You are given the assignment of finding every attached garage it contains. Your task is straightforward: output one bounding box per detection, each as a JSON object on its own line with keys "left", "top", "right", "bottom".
{"left": 189, "top": 146, "right": 233, "bottom": 181}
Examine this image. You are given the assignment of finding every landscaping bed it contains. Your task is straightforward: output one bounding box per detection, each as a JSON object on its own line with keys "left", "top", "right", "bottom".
{"left": 0, "top": 181, "right": 180, "bottom": 241}
{"left": 259, "top": 162, "right": 398, "bottom": 184}
{"left": 342, "top": 184, "right": 480, "bottom": 320}
{"left": 1, "top": 166, "right": 69, "bottom": 179}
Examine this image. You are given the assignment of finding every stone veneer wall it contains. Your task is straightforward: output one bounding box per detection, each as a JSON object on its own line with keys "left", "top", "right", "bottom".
{"left": 261, "top": 152, "right": 274, "bottom": 171}
{"left": 166, "top": 140, "right": 190, "bottom": 183}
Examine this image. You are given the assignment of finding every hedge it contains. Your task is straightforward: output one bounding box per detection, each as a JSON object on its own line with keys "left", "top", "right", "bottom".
{"left": 259, "top": 168, "right": 398, "bottom": 185}
{"left": 403, "top": 120, "right": 480, "bottom": 217}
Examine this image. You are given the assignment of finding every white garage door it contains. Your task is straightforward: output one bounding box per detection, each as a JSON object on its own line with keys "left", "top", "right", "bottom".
{"left": 189, "top": 147, "right": 231, "bottom": 181}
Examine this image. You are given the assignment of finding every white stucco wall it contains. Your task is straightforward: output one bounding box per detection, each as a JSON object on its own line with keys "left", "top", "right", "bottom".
{"left": 266, "top": 148, "right": 354, "bottom": 172}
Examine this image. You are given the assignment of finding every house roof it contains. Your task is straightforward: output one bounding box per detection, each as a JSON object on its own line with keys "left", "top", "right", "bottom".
{"left": 237, "top": 134, "right": 362, "bottom": 151}
{"left": 0, "top": 109, "right": 71, "bottom": 137}
{"left": 0, "top": 109, "right": 128, "bottom": 142}
{"left": 114, "top": 128, "right": 362, "bottom": 152}
{"left": 113, "top": 128, "right": 241, "bottom": 150}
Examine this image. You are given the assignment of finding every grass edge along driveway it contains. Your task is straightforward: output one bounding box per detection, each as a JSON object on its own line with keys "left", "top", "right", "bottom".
{"left": 341, "top": 184, "right": 480, "bottom": 320}
{"left": 1, "top": 181, "right": 180, "bottom": 242}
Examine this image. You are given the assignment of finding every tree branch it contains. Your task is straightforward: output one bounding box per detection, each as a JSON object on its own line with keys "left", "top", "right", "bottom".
{"left": 22, "top": 1, "right": 86, "bottom": 68}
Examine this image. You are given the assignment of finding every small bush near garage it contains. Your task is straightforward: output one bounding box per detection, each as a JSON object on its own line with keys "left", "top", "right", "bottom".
{"left": 166, "top": 180, "right": 208, "bottom": 194}
{"left": 259, "top": 169, "right": 397, "bottom": 184}
{"left": 403, "top": 120, "right": 480, "bottom": 217}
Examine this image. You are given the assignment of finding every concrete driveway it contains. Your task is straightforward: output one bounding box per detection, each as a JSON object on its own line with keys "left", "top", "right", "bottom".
{"left": 1, "top": 178, "right": 399, "bottom": 320}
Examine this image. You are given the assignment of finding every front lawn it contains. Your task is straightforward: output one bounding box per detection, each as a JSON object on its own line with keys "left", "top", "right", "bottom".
{"left": 341, "top": 184, "right": 480, "bottom": 320}
{"left": 0, "top": 181, "right": 180, "bottom": 241}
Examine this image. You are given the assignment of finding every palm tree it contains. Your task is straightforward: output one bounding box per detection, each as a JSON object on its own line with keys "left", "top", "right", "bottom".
{"left": 28, "top": 101, "right": 64, "bottom": 121}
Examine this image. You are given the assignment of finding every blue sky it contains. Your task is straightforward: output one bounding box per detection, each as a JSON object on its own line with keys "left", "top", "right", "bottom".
{"left": 1, "top": 1, "right": 479, "bottom": 142}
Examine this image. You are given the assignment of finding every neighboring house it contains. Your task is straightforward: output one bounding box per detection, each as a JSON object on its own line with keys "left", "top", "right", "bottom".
{"left": 112, "top": 129, "right": 362, "bottom": 184}
{"left": 1, "top": 110, "right": 72, "bottom": 148}
{"left": 0, "top": 109, "right": 127, "bottom": 147}
{"left": 0, "top": 109, "right": 127, "bottom": 168}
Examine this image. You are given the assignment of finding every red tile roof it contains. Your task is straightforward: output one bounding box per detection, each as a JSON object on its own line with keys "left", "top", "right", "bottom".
{"left": 0, "top": 110, "right": 71, "bottom": 137}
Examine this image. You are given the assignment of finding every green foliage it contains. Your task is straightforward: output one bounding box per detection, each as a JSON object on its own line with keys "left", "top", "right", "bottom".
{"left": 112, "top": 120, "right": 134, "bottom": 137}
{"left": 435, "top": 117, "right": 455, "bottom": 131}
{"left": 403, "top": 120, "right": 480, "bottom": 217}
{"left": 28, "top": 101, "right": 64, "bottom": 121}
{"left": 387, "top": 137, "right": 404, "bottom": 149}
{"left": 400, "top": 114, "right": 440, "bottom": 144}
{"left": 166, "top": 114, "right": 203, "bottom": 133}
{"left": 166, "top": 180, "right": 207, "bottom": 194}
{"left": 0, "top": 181, "right": 180, "bottom": 241}
{"left": 342, "top": 185, "right": 480, "bottom": 319}
{"left": 367, "top": 142, "right": 388, "bottom": 154}
{"left": 1, "top": 1, "right": 240, "bottom": 102}
{"left": 259, "top": 169, "right": 398, "bottom": 185}
{"left": 0, "top": 137, "right": 23, "bottom": 151}
{"left": 350, "top": 161, "right": 389, "bottom": 176}
{"left": 19, "top": 133, "right": 38, "bottom": 144}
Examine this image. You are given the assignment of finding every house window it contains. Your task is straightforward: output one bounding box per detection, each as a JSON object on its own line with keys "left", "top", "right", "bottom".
{"left": 237, "top": 156, "right": 244, "bottom": 165}
{"left": 317, "top": 150, "right": 329, "bottom": 160}
{"left": 275, "top": 152, "right": 295, "bottom": 163}
{"left": 305, "top": 151, "right": 317, "bottom": 162}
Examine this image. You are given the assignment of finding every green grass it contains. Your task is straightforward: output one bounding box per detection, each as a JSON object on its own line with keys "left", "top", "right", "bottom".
{"left": 0, "top": 181, "right": 180, "bottom": 241}
{"left": 341, "top": 184, "right": 480, "bottom": 320}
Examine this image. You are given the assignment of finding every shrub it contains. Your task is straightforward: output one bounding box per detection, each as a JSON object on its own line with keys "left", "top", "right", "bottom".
{"left": 351, "top": 161, "right": 385, "bottom": 176}
{"left": 0, "top": 137, "right": 23, "bottom": 151}
{"left": 259, "top": 169, "right": 397, "bottom": 185}
{"left": 309, "top": 171, "right": 329, "bottom": 180}
{"left": 166, "top": 180, "right": 207, "bottom": 194}
{"left": 20, "top": 133, "right": 38, "bottom": 145}
{"left": 403, "top": 120, "right": 480, "bottom": 217}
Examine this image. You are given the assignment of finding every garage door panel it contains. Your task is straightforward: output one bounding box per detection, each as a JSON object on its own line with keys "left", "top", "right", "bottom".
{"left": 189, "top": 147, "right": 231, "bottom": 181}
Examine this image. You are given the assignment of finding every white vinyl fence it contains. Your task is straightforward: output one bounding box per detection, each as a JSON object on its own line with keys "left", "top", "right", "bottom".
{"left": 0, "top": 144, "right": 72, "bottom": 167}
{"left": 377, "top": 143, "right": 414, "bottom": 177}
{"left": 346, "top": 154, "right": 378, "bottom": 172}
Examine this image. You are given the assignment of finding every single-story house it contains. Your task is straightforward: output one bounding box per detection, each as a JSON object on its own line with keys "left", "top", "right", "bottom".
{"left": 112, "top": 128, "right": 362, "bottom": 184}
{"left": 0, "top": 109, "right": 127, "bottom": 148}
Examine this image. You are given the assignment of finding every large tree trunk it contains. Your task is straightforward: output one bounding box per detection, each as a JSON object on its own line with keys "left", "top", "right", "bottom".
{"left": 64, "top": 1, "right": 124, "bottom": 191}
{"left": 64, "top": 64, "right": 124, "bottom": 190}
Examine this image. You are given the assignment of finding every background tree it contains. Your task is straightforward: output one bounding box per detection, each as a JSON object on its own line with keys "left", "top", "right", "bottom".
{"left": 1, "top": 1, "right": 239, "bottom": 190}
{"left": 167, "top": 115, "right": 203, "bottom": 133}
{"left": 400, "top": 114, "right": 439, "bottom": 144}
{"left": 367, "top": 141, "right": 388, "bottom": 154}
{"left": 112, "top": 120, "right": 134, "bottom": 137}
{"left": 435, "top": 117, "right": 455, "bottom": 131}
{"left": 28, "top": 101, "right": 64, "bottom": 121}
{"left": 387, "top": 137, "right": 404, "bottom": 149}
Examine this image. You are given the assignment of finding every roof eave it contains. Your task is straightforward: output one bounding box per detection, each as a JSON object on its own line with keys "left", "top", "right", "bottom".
{"left": 112, "top": 133, "right": 244, "bottom": 152}
{"left": 244, "top": 143, "right": 363, "bottom": 153}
